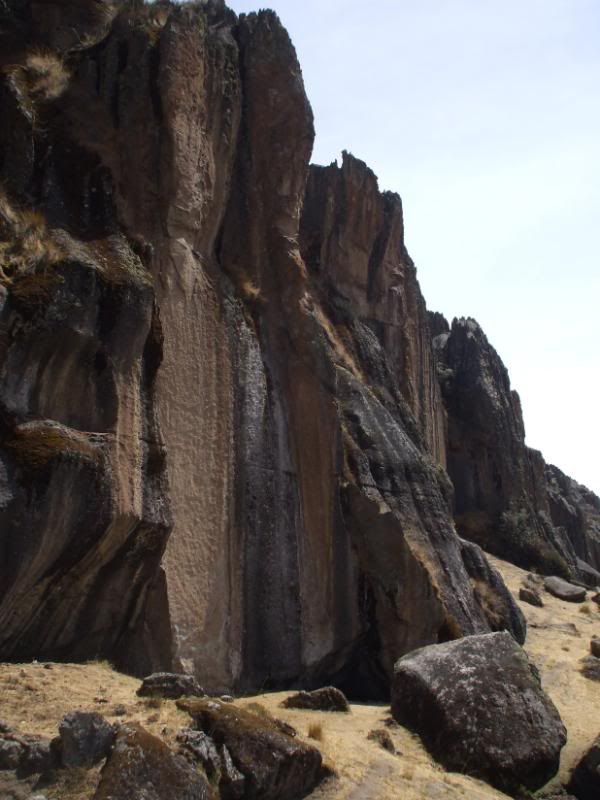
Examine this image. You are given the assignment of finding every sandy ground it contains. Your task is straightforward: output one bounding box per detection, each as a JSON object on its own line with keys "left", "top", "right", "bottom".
{"left": 1, "top": 554, "right": 599, "bottom": 799}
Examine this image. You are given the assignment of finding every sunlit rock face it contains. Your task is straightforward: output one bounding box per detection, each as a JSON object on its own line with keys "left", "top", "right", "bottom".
{"left": 0, "top": 0, "right": 531, "bottom": 696}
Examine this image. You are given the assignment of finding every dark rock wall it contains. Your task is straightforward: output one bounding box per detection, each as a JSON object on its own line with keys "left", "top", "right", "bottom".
{"left": 433, "top": 315, "right": 600, "bottom": 580}
{"left": 0, "top": 0, "right": 563, "bottom": 695}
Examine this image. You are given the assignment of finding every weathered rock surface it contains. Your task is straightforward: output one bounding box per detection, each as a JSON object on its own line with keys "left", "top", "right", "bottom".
{"left": 137, "top": 673, "right": 204, "bottom": 700}
{"left": 179, "top": 698, "right": 323, "bottom": 800}
{"left": 281, "top": 687, "right": 350, "bottom": 713}
{"left": 391, "top": 631, "right": 566, "bottom": 793}
{"left": 544, "top": 577, "right": 587, "bottom": 603}
{"left": 0, "top": 0, "right": 515, "bottom": 698}
{"left": 432, "top": 315, "right": 600, "bottom": 583}
{"left": 567, "top": 734, "right": 600, "bottom": 800}
{"left": 94, "top": 723, "right": 211, "bottom": 800}
{"left": 57, "top": 711, "right": 115, "bottom": 768}
{"left": 519, "top": 586, "right": 544, "bottom": 607}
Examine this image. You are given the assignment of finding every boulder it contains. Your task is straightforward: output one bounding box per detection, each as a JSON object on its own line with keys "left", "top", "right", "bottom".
{"left": 567, "top": 734, "right": 600, "bottom": 800}
{"left": 591, "top": 638, "right": 600, "bottom": 659}
{"left": 94, "top": 723, "right": 211, "bottom": 800}
{"left": 176, "top": 729, "right": 221, "bottom": 778}
{"left": 544, "top": 577, "right": 587, "bottom": 603}
{"left": 281, "top": 687, "right": 350, "bottom": 713}
{"left": 16, "top": 738, "right": 59, "bottom": 778}
{"left": 520, "top": 586, "right": 544, "bottom": 607}
{"left": 58, "top": 711, "right": 115, "bottom": 768}
{"left": 576, "top": 558, "right": 600, "bottom": 589}
{"left": 391, "top": 631, "right": 566, "bottom": 794}
{"left": 0, "top": 736, "right": 23, "bottom": 770}
{"left": 178, "top": 698, "right": 324, "bottom": 800}
{"left": 137, "top": 673, "right": 204, "bottom": 700}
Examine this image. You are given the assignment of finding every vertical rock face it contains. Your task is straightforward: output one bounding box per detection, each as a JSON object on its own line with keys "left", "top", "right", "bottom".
{"left": 0, "top": 0, "right": 528, "bottom": 695}
{"left": 433, "top": 315, "right": 600, "bottom": 580}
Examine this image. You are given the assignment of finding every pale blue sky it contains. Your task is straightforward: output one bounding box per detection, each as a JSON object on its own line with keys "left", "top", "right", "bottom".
{"left": 227, "top": 0, "right": 600, "bottom": 493}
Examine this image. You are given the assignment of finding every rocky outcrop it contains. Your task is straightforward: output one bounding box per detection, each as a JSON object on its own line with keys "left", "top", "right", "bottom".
{"left": 178, "top": 698, "right": 324, "bottom": 800}
{"left": 391, "top": 631, "right": 567, "bottom": 794}
{"left": 94, "top": 723, "right": 211, "bottom": 800}
{"left": 281, "top": 687, "right": 350, "bottom": 713}
{"left": 0, "top": 0, "right": 521, "bottom": 698}
{"left": 432, "top": 315, "right": 600, "bottom": 581}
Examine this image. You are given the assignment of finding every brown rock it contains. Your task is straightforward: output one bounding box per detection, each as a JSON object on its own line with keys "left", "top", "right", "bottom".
{"left": 94, "top": 723, "right": 211, "bottom": 800}
{"left": 178, "top": 698, "right": 323, "bottom": 800}
{"left": 281, "top": 687, "right": 350, "bottom": 713}
{"left": 567, "top": 733, "right": 600, "bottom": 800}
{"left": 520, "top": 586, "right": 544, "bottom": 607}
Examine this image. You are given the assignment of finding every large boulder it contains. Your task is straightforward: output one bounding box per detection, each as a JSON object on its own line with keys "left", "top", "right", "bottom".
{"left": 178, "top": 698, "right": 324, "bottom": 800}
{"left": 544, "top": 576, "right": 587, "bottom": 602}
{"left": 136, "top": 673, "right": 204, "bottom": 700}
{"left": 391, "top": 631, "right": 566, "bottom": 794}
{"left": 94, "top": 723, "right": 211, "bottom": 800}
{"left": 281, "top": 687, "right": 350, "bottom": 713}
{"left": 58, "top": 711, "right": 115, "bottom": 768}
{"left": 567, "top": 734, "right": 600, "bottom": 800}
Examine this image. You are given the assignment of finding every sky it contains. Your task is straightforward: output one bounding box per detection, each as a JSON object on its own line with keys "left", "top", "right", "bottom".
{"left": 226, "top": 0, "right": 600, "bottom": 493}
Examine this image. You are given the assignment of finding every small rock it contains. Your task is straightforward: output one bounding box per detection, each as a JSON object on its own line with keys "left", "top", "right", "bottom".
{"left": 136, "top": 673, "right": 204, "bottom": 700}
{"left": 367, "top": 728, "right": 395, "bottom": 754}
{"left": 544, "top": 576, "right": 587, "bottom": 603}
{"left": 42, "top": 664, "right": 53, "bottom": 670}
{"left": 281, "top": 687, "right": 350, "bottom": 713}
{"left": 591, "top": 593, "right": 600, "bottom": 606}
{"left": 94, "top": 697, "right": 109, "bottom": 704}
{"left": 220, "top": 695, "right": 234, "bottom": 703}
{"left": 111, "top": 705, "right": 127, "bottom": 717}
{"left": 58, "top": 711, "right": 115, "bottom": 768}
{"left": 519, "top": 586, "right": 544, "bottom": 607}
{"left": 580, "top": 656, "right": 600, "bottom": 681}
{"left": 0, "top": 737, "right": 24, "bottom": 770}
{"left": 17, "top": 738, "right": 59, "bottom": 778}
{"left": 591, "top": 638, "right": 600, "bottom": 658}
{"left": 567, "top": 733, "right": 600, "bottom": 800}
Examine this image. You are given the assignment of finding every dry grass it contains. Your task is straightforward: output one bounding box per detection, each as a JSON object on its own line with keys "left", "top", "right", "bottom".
{"left": 308, "top": 722, "right": 324, "bottom": 741}
{"left": 240, "top": 276, "right": 262, "bottom": 303}
{"left": 0, "top": 192, "right": 64, "bottom": 288}
{"left": 579, "top": 603, "right": 592, "bottom": 615}
{"left": 472, "top": 579, "right": 506, "bottom": 630}
{"left": 3, "top": 50, "right": 70, "bottom": 121}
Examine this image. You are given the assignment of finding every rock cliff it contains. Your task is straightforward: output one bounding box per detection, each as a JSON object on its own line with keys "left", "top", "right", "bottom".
{"left": 4, "top": 0, "right": 594, "bottom": 699}
{"left": 433, "top": 315, "right": 600, "bottom": 583}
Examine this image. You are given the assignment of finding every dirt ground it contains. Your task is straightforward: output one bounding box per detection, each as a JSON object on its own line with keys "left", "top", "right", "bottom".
{"left": 1, "top": 554, "right": 599, "bottom": 799}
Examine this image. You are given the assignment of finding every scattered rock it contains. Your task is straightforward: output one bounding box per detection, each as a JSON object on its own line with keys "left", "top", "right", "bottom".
{"left": 178, "top": 698, "right": 324, "bottom": 800}
{"left": 58, "top": 711, "right": 115, "bottom": 768}
{"left": 111, "top": 705, "right": 128, "bottom": 717}
{"left": 544, "top": 577, "right": 587, "bottom": 603}
{"left": 391, "top": 631, "right": 566, "bottom": 794}
{"left": 567, "top": 734, "right": 600, "bottom": 800}
{"left": 519, "top": 586, "right": 544, "bottom": 607}
{"left": 367, "top": 728, "right": 395, "bottom": 754}
{"left": 281, "top": 687, "right": 350, "bottom": 713}
{"left": 16, "top": 738, "right": 59, "bottom": 778}
{"left": 580, "top": 656, "right": 600, "bottom": 681}
{"left": 220, "top": 695, "right": 234, "bottom": 703}
{"left": 0, "top": 736, "right": 24, "bottom": 770}
{"left": 136, "top": 673, "right": 204, "bottom": 700}
{"left": 94, "top": 723, "right": 211, "bottom": 800}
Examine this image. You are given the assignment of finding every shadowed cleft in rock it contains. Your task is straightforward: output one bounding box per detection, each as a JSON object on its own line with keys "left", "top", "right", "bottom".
{"left": 391, "top": 631, "right": 566, "bottom": 794}
{"left": 281, "top": 687, "right": 350, "bottom": 713}
{"left": 177, "top": 698, "right": 324, "bottom": 800}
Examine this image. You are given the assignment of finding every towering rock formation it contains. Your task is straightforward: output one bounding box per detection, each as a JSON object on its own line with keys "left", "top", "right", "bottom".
{"left": 0, "top": 0, "right": 553, "bottom": 698}
{"left": 433, "top": 315, "right": 600, "bottom": 583}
